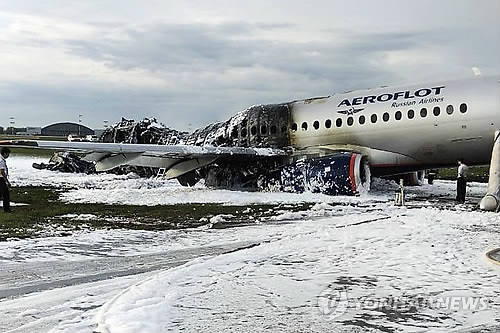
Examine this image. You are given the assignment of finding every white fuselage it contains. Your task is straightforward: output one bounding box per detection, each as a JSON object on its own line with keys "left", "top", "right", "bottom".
{"left": 289, "top": 76, "right": 500, "bottom": 172}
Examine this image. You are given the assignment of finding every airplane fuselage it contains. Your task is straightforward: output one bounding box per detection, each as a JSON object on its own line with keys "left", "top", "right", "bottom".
{"left": 288, "top": 76, "right": 500, "bottom": 174}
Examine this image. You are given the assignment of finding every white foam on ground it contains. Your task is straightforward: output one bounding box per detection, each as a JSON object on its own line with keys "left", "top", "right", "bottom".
{"left": 2, "top": 155, "right": 499, "bottom": 332}
{"left": 96, "top": 207, "right": 500, "bottom": 333}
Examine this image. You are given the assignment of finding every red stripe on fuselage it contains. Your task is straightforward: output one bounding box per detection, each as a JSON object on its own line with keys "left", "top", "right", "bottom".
{"left": 349, "top": 154, "right": 357, "bottom": 194}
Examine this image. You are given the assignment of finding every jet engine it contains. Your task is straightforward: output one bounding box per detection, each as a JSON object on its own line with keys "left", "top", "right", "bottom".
{"left": 279, "top": 153, "right": 370, "bottom": 195}
{"left": 199, "top": 152, "right": 370, "bottom": 196}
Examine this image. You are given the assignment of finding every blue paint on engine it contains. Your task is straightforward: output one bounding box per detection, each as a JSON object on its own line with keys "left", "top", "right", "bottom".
{"left": 280, "top": 153, "right": 356, "bottom": 195}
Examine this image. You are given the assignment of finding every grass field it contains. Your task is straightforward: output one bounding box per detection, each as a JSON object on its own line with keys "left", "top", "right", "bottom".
{"left": 435, "top": 165, "right": 490, "bottom": 182}
{"left": 0, "top": 134, "right": 67, "bottom": 141}
{"left": 0, "top": 135, "right": 68, "bottom": 157}
{"left": 0, "top": 186, "right": 311, "bottom": 241}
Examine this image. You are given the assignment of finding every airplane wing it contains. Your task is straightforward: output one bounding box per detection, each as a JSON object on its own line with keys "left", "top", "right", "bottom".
{"left": 1, "top": 140, "right": 289, "bottom": 179}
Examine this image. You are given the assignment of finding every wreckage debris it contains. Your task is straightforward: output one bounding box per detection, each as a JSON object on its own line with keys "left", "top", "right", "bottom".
{"left": 100, "top": 117, "right": 188, "bottom": 145}
{"left": 33, "top": 152, "right": 96, "bottom": 174}
{"left": 33, "top": 103, "right": 293, "bottom": 181}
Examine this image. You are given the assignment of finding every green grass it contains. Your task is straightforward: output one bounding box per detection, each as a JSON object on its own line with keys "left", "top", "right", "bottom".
{"left": 0, "top": 186, "right": 311, "bottom": 241}
{"left": 0, "top": 135, "right": 67, "bottom": 141}
{"left": 435, "top": 165, "right": 490, "bottom": 182}
{"left": 10, "top": 148, "right": 56, "bottom": 158}
{"left": 1, "top": 135, "right": 67, "bottom": 157}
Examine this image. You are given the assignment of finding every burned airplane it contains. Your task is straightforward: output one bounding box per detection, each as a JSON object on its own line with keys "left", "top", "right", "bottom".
{"left": 2, "top": 75, "right": 500, "bottom": 208}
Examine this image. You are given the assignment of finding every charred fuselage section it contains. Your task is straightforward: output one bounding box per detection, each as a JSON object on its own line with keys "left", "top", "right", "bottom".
{"left": 100, "top": 104, "right": 292, "bottom": 149}
{"left": 97, "top": 103, "right": 368, "bottom": 195}
{"left": 183, "top": 103, "right": 292, "bottom": 149}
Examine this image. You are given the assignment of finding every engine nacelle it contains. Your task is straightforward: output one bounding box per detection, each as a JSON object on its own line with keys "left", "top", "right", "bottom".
{"left": 279, "top": 153, "right": 370, "bottom": 195}
{"left": 200, "top": 153, "right": 370, "bottom": 195}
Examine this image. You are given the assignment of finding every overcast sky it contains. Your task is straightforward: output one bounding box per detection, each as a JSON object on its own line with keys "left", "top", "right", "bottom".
{"left": 0, "top": 0, "right": 498, "bottom": 131}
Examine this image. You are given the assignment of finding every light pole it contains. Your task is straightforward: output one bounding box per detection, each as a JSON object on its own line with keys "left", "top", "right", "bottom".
{"left": 78, "top": 114, "right": 82, "bottom": 136}
{"left": 9, "top": 117, "right": 15, "bottom": 135}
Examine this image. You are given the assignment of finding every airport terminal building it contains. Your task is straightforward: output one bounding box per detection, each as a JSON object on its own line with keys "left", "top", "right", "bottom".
{"left": 41, "top": 122, "right": 95, "bottom": 137}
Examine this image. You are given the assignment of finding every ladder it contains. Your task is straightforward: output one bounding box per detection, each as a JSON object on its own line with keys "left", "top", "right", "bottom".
{"left": 156, "top": 168, "right": 166, "bottom": 179}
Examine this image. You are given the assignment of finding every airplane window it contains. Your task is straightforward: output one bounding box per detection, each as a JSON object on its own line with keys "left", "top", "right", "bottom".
{"left": 261, "top": 125, "right": 267, "bottom": 135}
{"left": 270, "top": 125, "right": 277, "bottom": 134}
{"left": 281, "top": 126, "right": 287, "bottom": 133}
{"left": 408, "top": 109, "right": 415, "bottom": 119}
{"left": 383, "top": 112, "right": 389, "bottom": 122}
{"left": 325, "top": 119, "right": 332, "bottom": 128}
{"left": 347, "top": 117, "right": 354, "bottom": 126}
{"left": 460, "top": 103, "right": 467, "bottom": 113}
{"left": 301, "top": 122, "right": 308, "bottom": 131}
{"left": 446, "top": 105, "right": 454, "bottom": 115}
{"left": 251, "top": 126, "right": 257, "bottom": 135}
{"left": 420, "top": 108, "right": 427, "bottom": 118}
{"left": 336, "top": 118, "right": 342, "bottom": 127}
{"left": 395, "top": 111, "right": 402, "bottom": 120}
{"left": 313, "top": 120, "right": 320, "bottom": 130}
{"left": 359, "top": 115, "right": 366, "bottom": 125}
{"left": 241, "top": 128, "right": 247, "bottom": 137}
{"left": 371, "top": 114, "right": 377, "bottom": 123}
{"left": 433, "top": 106, "right": 440, "bottom": 116}
{"left": 291, "top": 123, "right": 298, "bottom": 131}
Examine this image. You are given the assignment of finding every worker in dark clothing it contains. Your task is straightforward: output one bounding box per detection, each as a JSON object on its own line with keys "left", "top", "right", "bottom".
{"left": 0, "top": 147, "right": 12, "bottom": 213}
{"left": 456, "top": 158, "right": 468, "bottom": 203}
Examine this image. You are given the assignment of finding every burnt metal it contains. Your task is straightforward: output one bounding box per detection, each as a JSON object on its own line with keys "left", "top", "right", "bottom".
{"left": 32, "top": 152, "right": 96, "bottom": 174}
{"left": 32, "top": 152, "right": 159, "bottom": 177}
{"left": 100, "top": 104, "right": 292, "bottom": 149}
{"left": 99, "top": 118, "right": 188, "bottom": 145}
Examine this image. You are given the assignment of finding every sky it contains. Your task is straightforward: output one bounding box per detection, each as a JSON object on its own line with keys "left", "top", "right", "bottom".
{"left": 0, "top": 0, "right": 498, "bottom": 131}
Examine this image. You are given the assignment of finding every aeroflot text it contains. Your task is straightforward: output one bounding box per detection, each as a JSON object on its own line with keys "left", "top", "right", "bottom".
{"left": 337, "top": 86, "right": 445, "bottom": 108}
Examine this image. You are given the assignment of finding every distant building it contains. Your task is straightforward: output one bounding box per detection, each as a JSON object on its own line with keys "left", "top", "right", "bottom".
{"left": 6, "top": 127, "right": 26, "bottom": 135}
{"left": 26, "top": 127, "right": 42, "bottom": 135}
{"left": 0, "top": 126, "right": 3, "bottom": 134}
{"left": 41, "top": 122, "right": 95, "bottom": 137}
{"left": 93, "top": 129, "right": 105, "bottom": 139}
